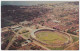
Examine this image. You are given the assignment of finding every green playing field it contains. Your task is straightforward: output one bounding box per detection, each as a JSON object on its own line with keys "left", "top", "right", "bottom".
{"left": 35, "top": 31, "right": 68, "bottom": 44}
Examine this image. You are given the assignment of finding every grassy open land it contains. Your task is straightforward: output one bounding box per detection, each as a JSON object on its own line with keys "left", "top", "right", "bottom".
{"left": 24, "top": 32, "right": 30, "bottom": 38}
{"left": 71, "top": 36, "right": 79, "bottom": 43}
{"left": 36, "top": 31, "right": 68, "bottom": 44}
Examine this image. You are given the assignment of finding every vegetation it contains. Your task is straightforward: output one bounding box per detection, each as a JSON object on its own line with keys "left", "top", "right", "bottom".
{"left": 46, "top": 19, "right": 51, "bottom": 22}
{"left": 67, "top": 30, "right": 77, "bottom": 35}
{"left": 1, "top": 20, "right": 15, "bottom": 28}
{"left": 24, "top": 32, "right": 30, "bottom": 38}
{"left": 22, "top": 30, "right": 29, "bottom": 33}
{"left": 27, "top": 23, "right": 32, "bottom": 27}
{"left": 66, "top": 22, "right": 72, "bottom": 25}
{"left": 36, "top": 31, "right": 68, "bottom": 44}
{"left": 71, "top": 36, "right": 79, "bottom": 43}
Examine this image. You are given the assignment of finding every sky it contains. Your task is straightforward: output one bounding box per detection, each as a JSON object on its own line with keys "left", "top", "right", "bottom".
{"left": 1, "top": 1, "right": 67, "bottom": 6}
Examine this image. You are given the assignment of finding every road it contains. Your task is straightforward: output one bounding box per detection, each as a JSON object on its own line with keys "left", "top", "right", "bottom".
{"left": 33, "top": 40, "right": 50, "bottom": 50}
{"left": 3, "top": 18, "right": 79, "bottom": 50}
{"left": 64, "top": 40, "right": 79, "bottom": 50}
{"left": 1, "top": 28, "right": 9, "bottom": 32}
{"left": 5, "top": 30, "right": 19, "bottom": 50}
{"left": 3, "top": 18, "right": 29, "bottom": 50}
{"left": 2, "top": 18, "right": 19, "bottom": 50}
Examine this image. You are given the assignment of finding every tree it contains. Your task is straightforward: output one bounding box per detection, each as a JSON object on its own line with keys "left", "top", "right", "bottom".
{"left": 46, "top": 19, "right": 51, "bottom": 22}
{"left": 67, "top": 29, "right": 77, "bottom": 35}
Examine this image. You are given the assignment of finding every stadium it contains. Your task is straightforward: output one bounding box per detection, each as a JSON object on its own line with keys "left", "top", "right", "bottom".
{"left": 31, "top": 29, "right": 72, "bottom": 47}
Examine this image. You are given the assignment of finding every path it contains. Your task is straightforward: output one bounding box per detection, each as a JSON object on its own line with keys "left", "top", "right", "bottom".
{"left": 33, "top": 40, "right": 50, "bottom": 50}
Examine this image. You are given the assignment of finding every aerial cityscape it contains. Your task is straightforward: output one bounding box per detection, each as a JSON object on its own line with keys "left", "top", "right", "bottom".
{"left": 1, "top": 1, "right": 79, "bottom": 50}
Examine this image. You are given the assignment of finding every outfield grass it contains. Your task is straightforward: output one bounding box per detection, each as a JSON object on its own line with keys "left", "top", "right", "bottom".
{"left": 35, "top": 31, "right": 68, "bottom": 44}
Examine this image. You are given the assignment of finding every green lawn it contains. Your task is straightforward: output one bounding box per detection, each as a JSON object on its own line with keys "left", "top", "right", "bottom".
{"left": 24, "top": 32, "right": 30, "bottom": 38}
{"left": 36, "top": 31, "right": 68, "bottom": 44}
{"left": 71, "top": 36, "right": 79, "bottom": 43}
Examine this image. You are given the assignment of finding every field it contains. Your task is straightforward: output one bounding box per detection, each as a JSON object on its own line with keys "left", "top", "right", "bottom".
{"left": 24, "top": 32, "right": 30, "bottom": 38}
{"left": 35, "top": 31, "right": 68, "bottom": 44}
{"left": 71, "top": 36, "right": 79, "bottom": 43}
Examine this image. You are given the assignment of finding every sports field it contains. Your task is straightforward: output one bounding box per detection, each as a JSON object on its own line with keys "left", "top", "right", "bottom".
{"left": 35, "top": 31, "right": 68, "bottom": 44}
